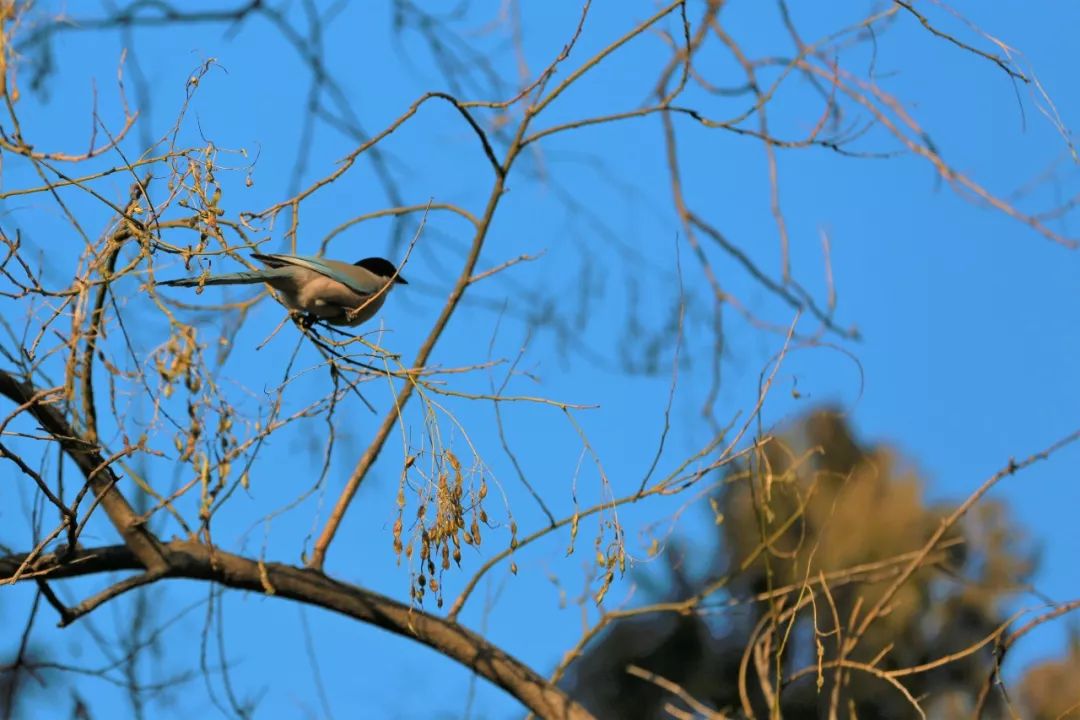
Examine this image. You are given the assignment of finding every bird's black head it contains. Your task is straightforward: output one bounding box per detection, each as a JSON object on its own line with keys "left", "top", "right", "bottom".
{"left": 355, "top": 257, "right": 408, "bottom": 284}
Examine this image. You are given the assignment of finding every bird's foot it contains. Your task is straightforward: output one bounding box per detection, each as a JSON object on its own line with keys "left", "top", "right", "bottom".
{"left": 292, "top": 312, "right": 318, "bottom": 330}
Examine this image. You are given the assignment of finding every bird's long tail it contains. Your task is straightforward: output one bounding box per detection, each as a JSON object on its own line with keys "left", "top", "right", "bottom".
{"left": 158, "top": 270, "right": 283, "bottom": 288}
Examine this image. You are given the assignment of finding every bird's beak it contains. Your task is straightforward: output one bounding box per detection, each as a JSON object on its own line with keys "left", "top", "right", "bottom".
{"left": 393, "top": 274, "right": 408, "bottom": 285}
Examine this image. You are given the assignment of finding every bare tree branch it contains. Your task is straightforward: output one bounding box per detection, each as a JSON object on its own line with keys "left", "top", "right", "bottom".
{"left": 0, "top": 542, "right": 595, "bottom": 720}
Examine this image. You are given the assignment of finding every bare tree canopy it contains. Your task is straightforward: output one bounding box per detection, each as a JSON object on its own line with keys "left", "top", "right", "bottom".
{"left": 1, "top": 1, "right": 1078, "bottom": 718}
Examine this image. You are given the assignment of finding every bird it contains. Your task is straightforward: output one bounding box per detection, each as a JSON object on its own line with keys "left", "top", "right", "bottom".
{"left": 159, "top": 253, "right": 408, "bottom": 327}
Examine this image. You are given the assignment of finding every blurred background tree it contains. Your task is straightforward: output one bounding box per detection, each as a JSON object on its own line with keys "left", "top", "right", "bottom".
{"left": 567, "top": 410, "right": 1075, "bottom": 719}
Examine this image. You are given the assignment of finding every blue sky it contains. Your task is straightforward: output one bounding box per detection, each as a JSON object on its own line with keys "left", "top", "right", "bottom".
{"left": 2, "top": 1, "right": 1079, "bottom": 717}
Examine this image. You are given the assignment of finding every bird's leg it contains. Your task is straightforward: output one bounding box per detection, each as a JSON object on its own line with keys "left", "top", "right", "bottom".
{"left": 287, "top": 310, "right": 310, "bottom": 329}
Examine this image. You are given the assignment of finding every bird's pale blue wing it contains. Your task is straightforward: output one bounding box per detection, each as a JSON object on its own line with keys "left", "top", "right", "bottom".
{"left": 255, "top": 254, "right": 377, "bottom": 295}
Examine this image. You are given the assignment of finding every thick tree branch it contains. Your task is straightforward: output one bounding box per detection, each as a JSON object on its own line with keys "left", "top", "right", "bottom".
{"left": 0, "top": 369, "right": 167, "bottom": 572}
{"left": 0, "top": 541, "right": 595, "bottom": 720}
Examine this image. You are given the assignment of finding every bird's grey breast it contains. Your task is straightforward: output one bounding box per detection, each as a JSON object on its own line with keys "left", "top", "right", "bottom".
{"left": 297, "top": 272, "right": 387, "bottom": 324}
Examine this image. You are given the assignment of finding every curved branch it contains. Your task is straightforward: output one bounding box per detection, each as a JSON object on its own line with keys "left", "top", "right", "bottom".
{"left": 307, "top": 102, "right": 534, "bottom": 571}
{"left": 0, "top": 369, "right": 166, "bottom": 573}
{"left": 0, "top": 541, "right": 595, "bottom": 720}
{"left": 428, "top": 92, "right": 504, "bottom": 179}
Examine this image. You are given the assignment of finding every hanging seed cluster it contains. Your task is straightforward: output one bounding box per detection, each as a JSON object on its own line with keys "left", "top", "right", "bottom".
{"left": 567, "top": 510, "right": 626, "bottom": 607}
{"left": 173, "top": 145, "right": 227, "bottom": 260}
{"left": 154, "top": 323, "right": 198, "bottom": 403}
{"left": 393, "top": 449, "right": 496, "bottom": 608}
{"left": 195, "top": 399, "right": 240, "bottom": 526}
{"left": 154, "top": 323, "right": 239, "bottom": 525}
{"left": 592, "top": 527, "right": 626, "bottom": 606}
